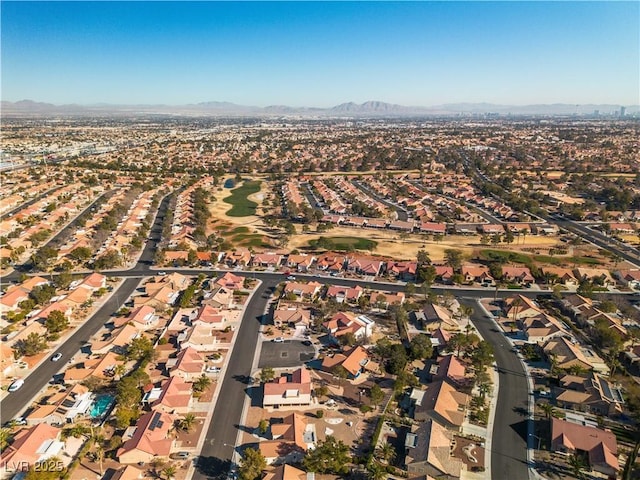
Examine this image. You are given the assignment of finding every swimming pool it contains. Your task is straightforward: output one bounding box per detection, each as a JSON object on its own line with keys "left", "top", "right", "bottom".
{"left": 89, "top": 394, "right": 114, "bottom": 418}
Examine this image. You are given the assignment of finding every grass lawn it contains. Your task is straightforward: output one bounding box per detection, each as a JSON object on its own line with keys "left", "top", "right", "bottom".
{"left": 480, "top": 249, "right": 603, "bottom": 267}
{"left": 307, "top": 236, "right": 378, "bottom": 252}
{"left": 223, "top": 181, "right": 261, "bottom": 217}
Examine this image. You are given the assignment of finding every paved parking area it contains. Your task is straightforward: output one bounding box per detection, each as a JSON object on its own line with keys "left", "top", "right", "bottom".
{"left": 258, "top": 339, "right": 317, "bottom": 368}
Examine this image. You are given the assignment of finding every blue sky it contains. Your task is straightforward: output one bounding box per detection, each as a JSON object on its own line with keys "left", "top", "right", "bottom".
{"left": 2, "top": 1, "right": 638, "bottom": 106}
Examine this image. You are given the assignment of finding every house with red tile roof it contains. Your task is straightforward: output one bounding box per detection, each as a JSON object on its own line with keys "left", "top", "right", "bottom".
{"left": 0, "top": 287, "right": 30, "bottom": 313}
{"left": 551, "top": 417, "right": 619, "bottom": 476}
{"left": 259, "top": 413, "right": 315, "bottom": 465}
{"left": 323, "top": 312, "right": 375, "bottom": 341}
{"left": 346, "top": 256, "right": 383, "bottom": 276}
{"left": 168, "top": 347, "right": 204, "bottom": 381}
{"left": 284, "top": 281, "right": 323, "bottom": 299}
{"left": 263, "top": 368, "right": 312, "bottom": 408}
{"left": 501, "top": 266, "right": 535, "bottom": 285}
{"left": 433, "top": 265, "right": 455, "bottom": 284}
{"left": 614, "top": 269, "right": 640, "bottom": 290}
{"left": 325, "top": 285, "right": 363, "bottom": 304}
{"left": 461, "top": 265, "right": 494, "bottom": 286}
{"left": 321, "top": 346, "right": 379, "bottom": 379}
{"left": 315, "top": 253, "right": 346, "bottom": 273}
{"left": 429, "top": 355, "right": 471, "bottom": 389}
{"left": 286, "top": 254, "right": 316, "bottom": 272}
{"left": 0, "top": 424, "right": 65, "bottom": 474}
{"left": 117, "top": 410, "right": 175, "bottom": 464}
{"left": 251, "top": 253, "right": 284, "bottom": 268}
{"left": 150, "top": 376, "right": 193, "bottom": 414}
{"left": 215, "top": 272, "right": 244, "bottom": 291}
{"left": 127, "top": 305, "right": 159, "bottom": 330}
{"left": 263, "top": 464, "right": 308, "bottom": 480}
{"left": 386, "top": 261, "right": 418, "bottom": 281}
{"left": 273, "top": 307, "right": 311, "bottom": 329}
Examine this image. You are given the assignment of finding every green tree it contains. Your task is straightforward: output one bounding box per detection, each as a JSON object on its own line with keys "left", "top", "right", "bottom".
{"left": 29, "top": 284, "right": 56, "bottom": 305}
{"left": 409, "top": 334, "right": 433, "bottom": 360}
{"left": 13, "top": 332, "right": 48, "bottom": 357}
{"left": 369, "top": 384, "right": 384, "bottom": 407}
{"left": 444, "top": 249, "right": 463, "bottom": 270}
{"left": 69, "top": 246, "right": 92, "bottom": 262}
{"left": 125, "top": 335, "right": 154, "bottom": 362}
{"left": 45, "top": 310, "right": 69, "bottom": 335}
{"left": 539, "top": 402, "right": 555, "bottom": 419}
{"left": 568, "top": 454, "right": 586, "bottom": 479}
{"left": 302, "top": 436, "right": 350, "bottom": 474}
{"left": 259, "top": 367, "right": 275, "bottom": 383}
{"left": 239, "top": 447, "right": 266, "bottom": 480}
{"left": 386, "top": 343, "right": 408, "bottom": 375}
{"left": 162, "top": 465, "right": 177, "bottom": 480}
{"left": 376, "top": 441, "right": 396, "bottom": 464}
{"left": 0, "top": 428, "right": 12, "bottom": 451}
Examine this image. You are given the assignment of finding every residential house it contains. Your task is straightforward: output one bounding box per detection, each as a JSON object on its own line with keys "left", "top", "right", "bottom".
{"left": 263, "top": 464, "right": 308, "bottom": 480}
{"left": 325, "top": 285, "right": 364, "bottom": 304}
{"left": 91, "top": 324, "right": 139, "bottom": 355}
{"left": 428, "top": 355, "right": 471, "bottom": 389}
{"left": 284, "top": 281, "right": 323, "bottom": 300}
{"left": 573, "top": 268, "right": 615, "bottom": 287}
{"left": 386, "top": 261, "right": 418, "bottom": 281}
{"left": 370, "top": 291, "right": 405, "bottom": 308}
{"left": 150, "top": 376, "right": 193, "bottom": 415}
{"left": 259, "top": 413, "right": 315, "bottom": 465}
{"left": 252, "top": 253, "right": 284, "bottom": 269}
{"left": 416, "top": 304, "right": 458, "bottom": 332}
{"left": 225, "top": 248, "right": 252, "bottom": 267}
{"left": 321, "top": 346, "right": 379, "bottom": 379}
{"left": 286, "top": 254, "right": 316, "bottom": 272}
{"left": 551, "top": 418, "right": 619, "bottom": 477}
{"left": 461, "top": 265, "right": 493, "bottom": 286}
{"left": 519, "top": 313, "right": 568, "bottom": 344}
{"left": 263, "top": 368, "right": 312, "bottom": 408}
{"left": 501, "top": 266, "right": 535, "bottom": 286}
{"left": 410, "top": 381, "right": 469, "bottom": 431}
{"left": 543, "top": 337, "right": 608, "bottom": 374}
{"left": 346, "top": 256, "right": 384, "bottom": 277}
{"left": 110, "top": 465, "right": 146, "bottom": 480}
{"left": 26, "top": 384, "right": 93, "bottom": 426}
{"left": 168, "top": 347, "right": 204, "bottom": 381}
{"left": 215, "top": 272, "right": 244, "bottom": 291}
{"left": 202, "top": 286, "right": 234, "bottom": 309}
{"left": 404, "top": 419, "right": 464, "bottom": 479}
{"left": 554, "top": 372, "right": 625, "bottom": 416}
{"left": 273, "top": 307, "right": 311, "bottom": 330}
{"left": 63, "top": 351, "right": 124, "bottom": 382}
{"left": 0, "top": 287, "right": 30, "bottom": 314}
{"left": 434, "top": 265, "right": 455, "bottom": 284}
{"left": 127, "top": 305, "right": 159, "bottom": 330}
{"left": 614, "top": 269, "right": 640, "bottom": 290}
{"left": 504, "top": 295, "right": 542, "bottom": 320}
{"left": 540, "top": 267, "right": 578, "bottom": 288}
{"left": 322, "top": 312, "right": 375, "bottom": 341}
{"left": 0, "top": 424, "right": 64, "bottom": 474}
{"left": 315, "top": 253, "right": 346, "bottom": 273}
{"left": 117, "top": 411, "right": 175, "bottom": 464}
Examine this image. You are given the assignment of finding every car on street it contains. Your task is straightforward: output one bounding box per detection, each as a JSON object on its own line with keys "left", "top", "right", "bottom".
{"left": 158, "top": 271, "right": 167, "bottom": 276}
{"left": 273, "top": 337, "right": 285, "bottom": 343}
{"left": 51, "top": 353, "right": 62, "bottom": 362}
{"left": 286, "top": 275, "right": 296, "bottom": 280}
{"left": 8, "top": 379, "right": 24, "bottom": 392}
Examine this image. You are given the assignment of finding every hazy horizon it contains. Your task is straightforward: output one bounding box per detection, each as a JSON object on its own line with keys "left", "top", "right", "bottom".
{"left": 2, "top": 2, "right": 639, "bottom": 107}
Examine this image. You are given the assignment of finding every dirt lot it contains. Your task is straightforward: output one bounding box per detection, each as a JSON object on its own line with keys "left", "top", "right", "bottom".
{"left": 288, "top": 227, "right": 562, "bottom": 262}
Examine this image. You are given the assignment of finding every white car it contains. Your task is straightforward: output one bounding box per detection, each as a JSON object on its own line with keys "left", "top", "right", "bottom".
{"left": 51, "top": 353, "right": 62, "bottom": 362}
{"left": 206, "top": 366, "right": 221, "bottom": 373}
{"left": 286, "top": 275, "right": 296, "bottom": 281}
{"left": 8, "top": 379, "right": 24, "bottom": 392}
{"left": 273, "top": 337, "right": 285, "bottom": 343}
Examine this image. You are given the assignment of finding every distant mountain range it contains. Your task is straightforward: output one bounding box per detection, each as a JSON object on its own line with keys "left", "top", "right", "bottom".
{"left": 1, "top": 99, "right": 637, "bottom": 117}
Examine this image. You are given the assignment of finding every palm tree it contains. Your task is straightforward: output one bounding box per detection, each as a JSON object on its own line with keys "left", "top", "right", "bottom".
{"left": 178, "top": 413, "right": 196, "bottom": 432}
{"left": 568, "top": 453, "right": 586, "bottom": 479}
{"left": 90, "top": 426, "right": 105, "bottom": 475}
{"left": 162, "top": 465, "right": 177, "bottom": 480}
{"left": 114, "top": 364, "right": 126, "bottom": 381}
{"left": 539, "top": 402, "right": 555, "bottom": 419}
{"left": 193, "top": 374, "right": 212, "bottom": 393}
{"left": 376, "top": 442, "right": 396, "bottom": 464}
{"left": 367, "top": 462, "right": 386, "bottom": 480}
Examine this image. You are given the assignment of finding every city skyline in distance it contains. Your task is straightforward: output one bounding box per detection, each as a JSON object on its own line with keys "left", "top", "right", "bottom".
{"left": 2, "top": 1, "right": 639, "bottom": 107}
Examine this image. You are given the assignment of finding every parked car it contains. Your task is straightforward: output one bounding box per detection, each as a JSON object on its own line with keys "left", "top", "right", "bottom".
{"left": 51, "top": 353, "right": 62, "bottom": 362}
{"left": 273, "top": 337, "right": 285, "bottom": 343}
{"left": 170, "top": 451, "right": 190, "bottom": 460}
{"left": 286, "top": 275, "right": 296, "bottom": 281}
{"left": 206, "top": 366, "right": 221, "bottom": 373}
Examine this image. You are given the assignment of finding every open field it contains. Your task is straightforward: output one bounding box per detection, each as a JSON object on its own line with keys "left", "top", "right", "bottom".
{"left": 222, "top": 180, "right": 262, "bottom": 217}
{"left": 307, "top": 236, "right": 378, "bottom": 251}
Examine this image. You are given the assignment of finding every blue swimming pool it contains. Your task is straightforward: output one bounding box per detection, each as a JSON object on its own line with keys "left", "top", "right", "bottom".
{"left": 89, "top": 394, "right": 114, "bottom": 418}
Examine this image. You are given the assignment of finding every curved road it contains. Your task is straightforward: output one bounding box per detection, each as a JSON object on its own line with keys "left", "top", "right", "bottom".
{"left": 460, "top": 298, "right": 529, "bottom": 480}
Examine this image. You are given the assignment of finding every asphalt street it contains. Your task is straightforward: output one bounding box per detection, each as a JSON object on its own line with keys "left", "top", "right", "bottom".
{"left": 461, "top": 298, "right": 530, "bottom": 480}
{"left": 193, "top": 280, "right": 275, "bottom": 480}
{"left": 351, "top": 180, "right": 409, "bottom": 221}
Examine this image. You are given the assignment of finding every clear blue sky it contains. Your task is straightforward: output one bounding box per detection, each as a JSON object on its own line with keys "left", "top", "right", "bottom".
{"left": 2, "top": 1, "right": 638, "bottom": 106}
